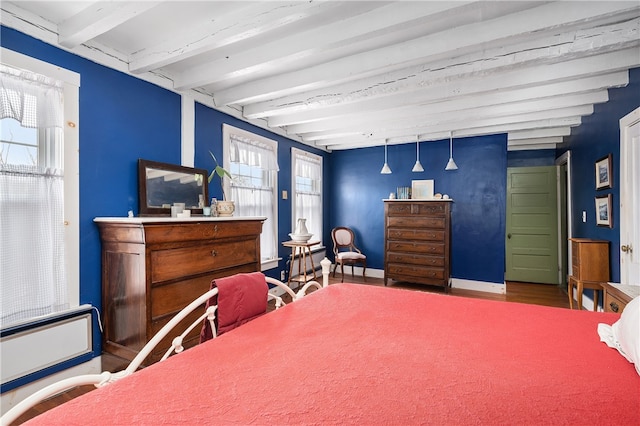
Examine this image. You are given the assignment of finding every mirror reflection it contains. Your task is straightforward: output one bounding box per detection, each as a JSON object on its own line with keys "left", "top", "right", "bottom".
{"left": 146, "top": 167, "right": 204, "bottom": 208}
{"left": 138, "top": 159, "right": 209, "bottom": 216}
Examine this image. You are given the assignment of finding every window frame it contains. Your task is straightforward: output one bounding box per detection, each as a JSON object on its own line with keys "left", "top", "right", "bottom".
{"left": 222, "top": 123, "right": 279, "bottom": 270}
{"left": 291, "top": 147, "right": 323, "bottom": 248}
{"left": 1, "top": 47, "right": 80, "bottom": 318}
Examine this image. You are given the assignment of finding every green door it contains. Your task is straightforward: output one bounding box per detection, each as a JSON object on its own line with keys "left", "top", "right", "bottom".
{"left": 505, "top": 166, "right": 560, "bottom": 284}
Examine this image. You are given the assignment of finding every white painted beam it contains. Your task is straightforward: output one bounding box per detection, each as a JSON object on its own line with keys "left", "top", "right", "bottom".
{"left": 284, "top": 72, "right": 625, "bottom": 134}
{"left": 129, "top": 1, "right": 347, "bottom": 74}
{"left": 218, "top": 16, "right": 639, "bottom": 106}
{"left": 58, "top": 1, "right": 160, "bottom": 48}
{"left": 247, "top": 47, "right": 637, "bottom": 121}
{"left": 173, "top": 1, "right": 474, "bottom": 91}
{"left": 509, "top": 127, "right": 573, "bottom": 140}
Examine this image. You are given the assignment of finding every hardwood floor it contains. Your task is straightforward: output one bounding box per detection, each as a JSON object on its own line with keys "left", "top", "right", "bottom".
{"left": 11, "top": 274, "right": 569, "bottom": 424}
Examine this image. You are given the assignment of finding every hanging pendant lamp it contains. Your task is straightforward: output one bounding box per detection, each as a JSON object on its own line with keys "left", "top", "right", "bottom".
{"left": 412, "top": 136, "right": 424, "bottom": 172}
{"left": 445, "top": 131, "right": 458, "bottom": 171}
{"left": 380, "top": 140, "right": 392, "bottom": 174}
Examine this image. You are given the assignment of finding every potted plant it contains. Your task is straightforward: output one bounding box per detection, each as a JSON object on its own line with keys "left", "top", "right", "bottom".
{"left": 208, "top": 151, "right": 235, "bottom": 216}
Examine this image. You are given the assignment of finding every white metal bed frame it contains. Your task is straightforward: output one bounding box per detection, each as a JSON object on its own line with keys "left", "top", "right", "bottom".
{"left": 1, "top": 259, "right": 331, "bottom": 426}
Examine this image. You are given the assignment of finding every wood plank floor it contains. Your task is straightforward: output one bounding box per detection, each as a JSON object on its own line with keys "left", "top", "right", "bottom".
{"left": 11, "top": 275, "right": 570, "bottom": 424}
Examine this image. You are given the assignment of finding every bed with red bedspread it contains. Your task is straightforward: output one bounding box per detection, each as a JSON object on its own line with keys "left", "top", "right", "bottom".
{"left": 24, "top": 284, "right": 639, "bottom": 425}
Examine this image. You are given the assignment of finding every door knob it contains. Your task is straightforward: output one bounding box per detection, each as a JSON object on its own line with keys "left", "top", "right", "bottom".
{"left": 621, "top": 244, "right": 633, "bottom": 253}
{"left": 507, "top": 233, "right": 512, "bottom": 239}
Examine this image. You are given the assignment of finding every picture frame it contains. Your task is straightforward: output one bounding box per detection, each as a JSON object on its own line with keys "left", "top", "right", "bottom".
{"left": 595, "top": 194, "right": 613, "bottom": 228}
{"left": 595, "top": 154, "right": 612, "bottom": 190}
{"left": 411, "top": 179, "right": 434, "bottom": 200}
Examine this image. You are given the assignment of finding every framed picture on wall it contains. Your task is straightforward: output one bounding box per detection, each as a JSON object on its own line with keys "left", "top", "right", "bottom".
{"left": 595, "top": 154, "right": 612, "bottom": 190}
{"left": 595, "top": 194, "right": 613, "bottom": 228}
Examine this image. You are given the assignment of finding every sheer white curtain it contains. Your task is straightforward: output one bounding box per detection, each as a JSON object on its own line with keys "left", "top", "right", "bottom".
{"left": 0, "top": 65, "right": 66, "bottom": 328}
{"left": 228, "top": 133, "right": 279, "bottom": 261}
{"left": 293, "top": 149, "right": 322, "bottom": 245}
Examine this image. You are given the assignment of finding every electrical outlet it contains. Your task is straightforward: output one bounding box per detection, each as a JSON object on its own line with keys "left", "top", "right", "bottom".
{"left": 280, "top": 270, "right": 286, "bottom": 281}
{"left": 582, "top": 211, "right": 587, "bottom": 223}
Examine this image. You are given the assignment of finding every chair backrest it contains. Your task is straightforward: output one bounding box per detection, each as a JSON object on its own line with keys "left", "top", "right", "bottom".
{"left": 332, "top": 227, "right": 360, "bottom": 254}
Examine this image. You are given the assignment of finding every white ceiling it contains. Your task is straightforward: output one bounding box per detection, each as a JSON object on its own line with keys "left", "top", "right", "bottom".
{"left": 2, "top": 1, "right": 639, "bottom": 151}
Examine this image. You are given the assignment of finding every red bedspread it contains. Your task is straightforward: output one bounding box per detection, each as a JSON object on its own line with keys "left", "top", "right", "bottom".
{"left": 26, "top": 284, "right": 639, "bottom": 425}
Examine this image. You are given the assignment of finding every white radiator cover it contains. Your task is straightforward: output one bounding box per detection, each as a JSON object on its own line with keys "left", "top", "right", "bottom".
{"left": 1, "top": 306, "right": 93, "bottom": 386}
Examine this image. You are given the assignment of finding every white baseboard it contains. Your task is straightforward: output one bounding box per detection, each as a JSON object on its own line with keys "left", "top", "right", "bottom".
{"left": 450, "top": 278, "right": 506, "bottom": 294}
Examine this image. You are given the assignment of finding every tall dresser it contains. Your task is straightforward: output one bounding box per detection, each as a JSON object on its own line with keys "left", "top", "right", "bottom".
{"left": 384, "top": 200, "right": 452, "bottom": 290}
{"left": 94, "top": 217, "right": 264, "bottom": 365}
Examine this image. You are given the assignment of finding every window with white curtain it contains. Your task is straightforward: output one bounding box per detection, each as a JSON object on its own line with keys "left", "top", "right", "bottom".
{"left": 291, "top": 148, "right": 323, "bottom": 246}
{"left": 0, "top": 50, "right": 79, "bottom": 329}
{"left": 222, "top": 124, "right": 279, "bottom": 269}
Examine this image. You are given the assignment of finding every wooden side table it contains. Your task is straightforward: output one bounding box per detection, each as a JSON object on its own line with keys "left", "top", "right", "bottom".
{"left": 568, "top": 238, "right": 609, "bottom": 311}
{"left": 282, "top": 240, "right": 320, "bottom": 287}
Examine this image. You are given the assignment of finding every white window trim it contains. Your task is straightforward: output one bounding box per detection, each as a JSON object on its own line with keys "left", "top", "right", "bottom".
{"left": 291, "top": 147, "right": 323, "bottom": 247}
{"left": 222, "top": 124, "right": 279, "bottom": 271}
{"left": 1, "top": 47, "right": 80, "bottom": 310}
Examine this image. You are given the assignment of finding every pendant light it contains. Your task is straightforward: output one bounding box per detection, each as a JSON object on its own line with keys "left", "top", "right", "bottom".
{"left": 380, "top": 140, "right": 392, "bottom": 174}
{"left": 445, "top": 131, "right": 458, "bottom": 171}
{"left": 412, "top": 136, "right": 424, "bottom": 172}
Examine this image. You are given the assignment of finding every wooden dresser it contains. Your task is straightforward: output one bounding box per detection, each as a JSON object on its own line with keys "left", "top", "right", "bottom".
{"left": 94, "top": 217, "right": 264, "bottom": 365}
{"left": 568, "top": 238, "right": 609, "bottom": 310}
{"left": 384, "top": 200, "right": 451, "bottom": 290}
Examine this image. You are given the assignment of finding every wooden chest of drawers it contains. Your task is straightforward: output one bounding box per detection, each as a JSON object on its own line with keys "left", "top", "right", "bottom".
{"left": 384, "top": 200, "right": 451, "bottom": 290}
{"left": 95, "top": 217, "right": 264, "bottom": 365}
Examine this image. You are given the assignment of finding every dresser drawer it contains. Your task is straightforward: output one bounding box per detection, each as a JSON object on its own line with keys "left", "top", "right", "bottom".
{"left": 387, "top": 263, "right": 445, "bottom": 281}
{"left": 387, "top": 241, "right": 444, "bottom": 255}
{"left": 604, "top": 292, "right": 628, "bottom": 314}
{"left": 150, "top": 239, "right": 258, "bottom": 283}
{"left": 387, "top": 228, "right": 445, "bottom": 241}
{"left": 387, "top": 216, "right": 446, "bottom": 229}
{"left": 387, "top": 252, "right": 444, "bottom": 267}
{"left": 387, "top": 202, "right": 448, "bottom": 216}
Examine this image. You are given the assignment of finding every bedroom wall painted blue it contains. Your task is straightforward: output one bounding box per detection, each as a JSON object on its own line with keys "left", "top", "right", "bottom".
{"left": 193, "top": 102, "right": 331, "bottom": 278}
{"left": 1, "top": 25, "right": 182, "bottom": 388}
{"left": 507, "top": 149, "right": 557, "bottom": 167}
{"left": 329, "top": 134, "right": 507, "bottom": 284}
{"left": 558, "top": 66, "right": 640, "bottom": 283}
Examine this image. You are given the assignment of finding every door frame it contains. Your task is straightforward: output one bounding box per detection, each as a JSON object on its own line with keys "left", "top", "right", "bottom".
{"left": 555, "top": 150, "right": 573, "bottom": 286}
{"left": 619, "top": 107, "right": 640, "bottom": 284}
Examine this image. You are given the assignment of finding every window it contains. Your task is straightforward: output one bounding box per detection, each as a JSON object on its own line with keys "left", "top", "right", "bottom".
{"left": 0, "top": 49, "right": 79, "bottom": 329}
{"left": 291, "top": 148, "right": 323, "bottom": 246}
{"left": 222, "top": 124, "right": 279, "bottom": 269}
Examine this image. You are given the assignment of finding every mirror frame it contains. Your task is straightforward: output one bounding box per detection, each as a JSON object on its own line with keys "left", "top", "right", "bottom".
{"left": 138, "top": 159, "right": 209, "bottom": 217}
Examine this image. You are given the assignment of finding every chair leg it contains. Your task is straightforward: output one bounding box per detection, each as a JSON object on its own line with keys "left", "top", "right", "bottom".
{"left": 340, "top": 263, "right": 345, "bottom": 283}
{"left": 362, "top": 261, "right": 366, "bottom": 282}
{"left": 332, "top": 263, "right": 337, "bottom": 278}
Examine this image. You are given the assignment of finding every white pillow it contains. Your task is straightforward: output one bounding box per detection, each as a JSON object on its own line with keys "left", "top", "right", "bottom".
{"left": 599, "top": 295, "right": 640, "bottom": 375}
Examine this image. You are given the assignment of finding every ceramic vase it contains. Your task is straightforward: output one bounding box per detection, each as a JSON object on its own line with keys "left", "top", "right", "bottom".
{"left": 216, "top": 200, "right": 235, "bottom": 217}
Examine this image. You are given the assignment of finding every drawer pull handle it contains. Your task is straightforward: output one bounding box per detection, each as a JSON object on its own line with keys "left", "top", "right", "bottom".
{"left": 211, "top": 250, "right": 218, "bottom": 257}
{"left": 610, "top": 302, "right": 619, "bottom": 313}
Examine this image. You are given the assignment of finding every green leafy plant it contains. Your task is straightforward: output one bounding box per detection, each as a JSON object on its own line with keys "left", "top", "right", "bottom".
{"left": 208, "top": 151, "right": 233, "bottom": 201}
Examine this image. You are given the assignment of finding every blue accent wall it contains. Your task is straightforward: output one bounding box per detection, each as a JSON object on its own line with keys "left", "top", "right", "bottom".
{"left": 507, "top": 149, "right": 557, "bottom": 167}
{"left": 330, "top": 134, "right": 507, "bottom": 284}
{"left": 558, "top": 66, "right": 640, "bottom": 283}
{"left": 193, "top": 102, "right": 330, "bottom": 279}
{"left": 1, "top": 26, "right": 182, "bottom": 372}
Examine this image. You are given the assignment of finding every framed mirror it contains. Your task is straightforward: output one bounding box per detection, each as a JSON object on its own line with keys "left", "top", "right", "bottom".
{"left": 138, "top": 159, "right": 209, "bottom": 216}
